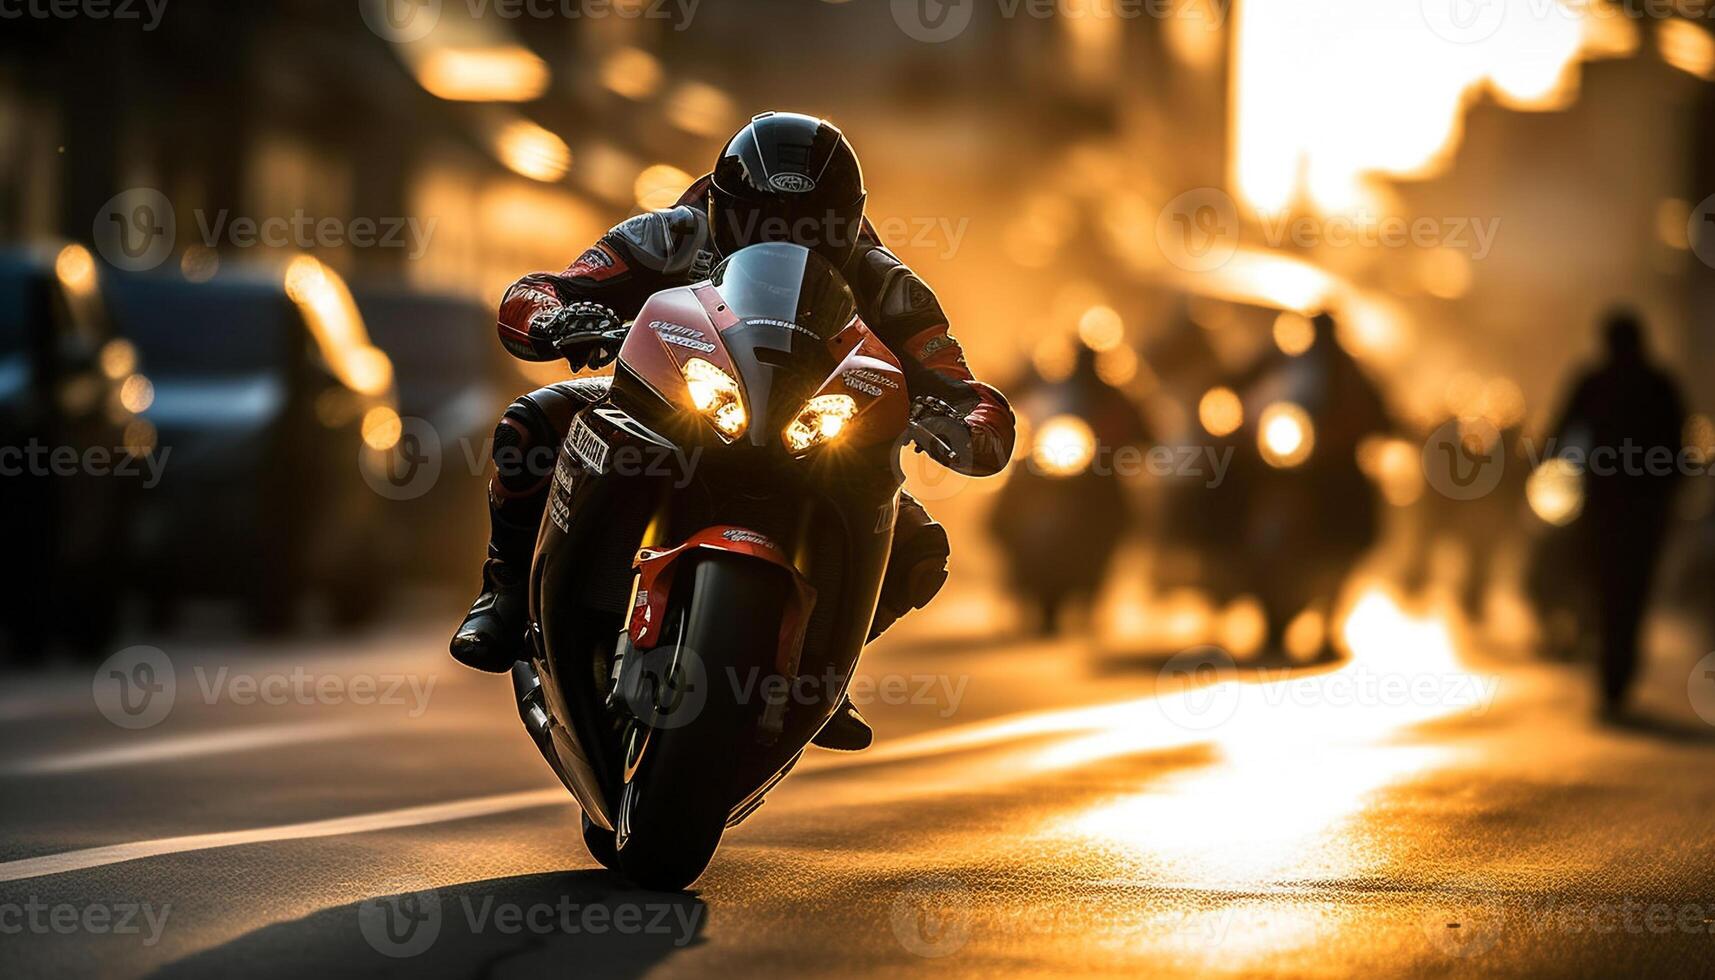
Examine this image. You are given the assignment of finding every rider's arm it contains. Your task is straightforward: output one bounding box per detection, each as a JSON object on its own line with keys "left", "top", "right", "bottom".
{"left": 852, "top": 239, "right": 1016, "bottom": 477}
{"left": 496, "top": 206, "right": 712, "bottom": 362}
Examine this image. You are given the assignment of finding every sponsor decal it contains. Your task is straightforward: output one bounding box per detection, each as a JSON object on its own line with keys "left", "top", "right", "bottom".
{"left": 549, "top": 492, "right": 572, "bottom": 533}
{"left": 660, "top": 333, "right": 717, "bottom": 353}
{"left": 916, "top": 333, "right": 958, "bottom": 361}
{"left": 767, "top": 173, "right": 817, "bottom": 194}
{"left": 720, "top": 528, "right": 777, "bottom": 550}
{"left": 843, "top": 375, "right": 885, "bottom": 398}
{"left": 567, "top": 244, "right": 621, "bottom": 281}
{"left": 743, "top": 317, "right": 822, "bottom": 341}
{"left": 845, "top": 367, "right": 900, "bottom": 389}
{"left": 551, "top": 447, "right": 580, "bottom": 497}
{"left": 568, "top": 414, "right": 611, "bottom": 475}
{"left": 650, "top": 319, "right": 717, "bottom": 353}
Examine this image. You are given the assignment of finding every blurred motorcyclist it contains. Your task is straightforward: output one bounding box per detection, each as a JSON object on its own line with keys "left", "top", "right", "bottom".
{"left": 990, "top": 342, "right": 1151, "bottom": 632}
{"left": 450, "top": 112, "right": 1016, "bottom": 751}
{"left": 1240, "top": 311, "right": 1391, "bottom": 655}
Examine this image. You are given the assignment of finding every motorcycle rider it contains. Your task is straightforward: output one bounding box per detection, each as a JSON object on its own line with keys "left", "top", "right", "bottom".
{"left": 449, "top": 111, "right": 1015, "bottom": 751}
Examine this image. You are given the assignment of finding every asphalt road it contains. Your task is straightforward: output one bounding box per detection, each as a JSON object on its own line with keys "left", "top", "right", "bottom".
{"left": 3, "top": 587, "right": 1715, "bottom": 979}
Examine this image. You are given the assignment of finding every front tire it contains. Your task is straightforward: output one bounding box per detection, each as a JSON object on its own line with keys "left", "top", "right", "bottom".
{"left": 581, "top": 812, "right": 621, "bottom": 871}
{"left": 615, "top": 556, "right": 788, "bottom": 891}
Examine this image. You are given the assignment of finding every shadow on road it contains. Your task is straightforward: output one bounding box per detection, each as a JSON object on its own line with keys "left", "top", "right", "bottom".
{"left": 1601, "top": 711, "right": 1715, "bottom": 745}
{"left": 149, "top": 869, "right": 707, "bottom": 980}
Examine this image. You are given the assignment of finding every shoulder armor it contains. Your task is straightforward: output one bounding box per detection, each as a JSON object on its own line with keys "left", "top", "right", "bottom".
{"left": 851, "top": 244, "right": 942, "bottom": 331}
{"left": 608, "top": 205, "right": 715, "bottom": 279}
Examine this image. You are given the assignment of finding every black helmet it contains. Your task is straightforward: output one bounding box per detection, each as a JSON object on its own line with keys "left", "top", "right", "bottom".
{"left": 708, "top": 111, "right": 867, "bottom": 267}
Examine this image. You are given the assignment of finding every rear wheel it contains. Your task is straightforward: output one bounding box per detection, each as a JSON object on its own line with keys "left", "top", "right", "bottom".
{"left": 615, "top": 556, "right": 787, "bottom": 891}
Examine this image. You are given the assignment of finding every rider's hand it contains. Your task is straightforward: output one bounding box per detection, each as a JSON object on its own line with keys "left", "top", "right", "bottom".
{"left": 533, "top": 301, "right": 628, "bottom": 371}
{"left": 907, "top": 395, "right": 967, "bottom": 467}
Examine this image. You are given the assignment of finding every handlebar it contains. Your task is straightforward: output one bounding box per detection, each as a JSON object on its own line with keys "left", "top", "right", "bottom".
{"left": 907, "top": 420, "right": 960, "bottom": 465}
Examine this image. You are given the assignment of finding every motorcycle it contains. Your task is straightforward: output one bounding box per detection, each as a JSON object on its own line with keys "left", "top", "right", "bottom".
{"left": 988, "top": 362, "right": 1145, "bottom": 635}
{"left": 512, "top": 243, "right": 940, "bottom": 890}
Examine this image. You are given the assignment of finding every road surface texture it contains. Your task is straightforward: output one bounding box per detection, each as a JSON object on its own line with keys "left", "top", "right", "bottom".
{"left": 3, "top": 586, "right": 1715, "bottom": 978}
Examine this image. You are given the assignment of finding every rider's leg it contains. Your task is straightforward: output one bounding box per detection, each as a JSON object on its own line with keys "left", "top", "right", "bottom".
{"left": 450, "top": 379, "right": 609, "bottom": 672}
{"left": 812, "top": 492, "right": 951, "bottom": 751}
{"left": 867, "top": 493, "right": 952, "bottom": 641}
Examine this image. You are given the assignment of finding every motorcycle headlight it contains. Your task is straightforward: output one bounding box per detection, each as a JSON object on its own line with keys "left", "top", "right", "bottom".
{"left": 1257, "top": 402, "right": 1314, "bottom": 468}
{"left": 1030, "top": 414, "right": 1097, "bottom": 477}
{"left": 783, "top": 394, "right": 857, "bottom": 455}
{"left": 681, "top": 358, "right": 747, "bottom": 440}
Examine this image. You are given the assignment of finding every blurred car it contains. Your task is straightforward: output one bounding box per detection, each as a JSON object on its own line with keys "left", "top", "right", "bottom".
{"left": 353, "top": 285, "right": 506, "bottom": 586}
{"left": 0, "top": 243, "right": 143, "bottom": 657}
{"left": 103, "top": 257, "right": 399, "bottom": 631}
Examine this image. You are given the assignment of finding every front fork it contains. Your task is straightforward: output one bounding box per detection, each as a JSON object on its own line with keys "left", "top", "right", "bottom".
{"left": 602, "top": 496, "right": 820, "bottom": 749}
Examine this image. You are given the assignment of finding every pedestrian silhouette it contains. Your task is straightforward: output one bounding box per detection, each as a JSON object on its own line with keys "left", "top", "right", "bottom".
{"left": 1548, "top": 309, "right": 1686, "bottom": 714}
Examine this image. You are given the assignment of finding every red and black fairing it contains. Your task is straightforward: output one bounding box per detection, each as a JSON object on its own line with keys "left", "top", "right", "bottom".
{"left": 524, "top": 244, "right": 909, "bottom": 831}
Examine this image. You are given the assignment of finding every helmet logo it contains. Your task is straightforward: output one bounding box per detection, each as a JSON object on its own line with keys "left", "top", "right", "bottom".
{"left": 767, "top": 172, "right": 817, "bottom": 193}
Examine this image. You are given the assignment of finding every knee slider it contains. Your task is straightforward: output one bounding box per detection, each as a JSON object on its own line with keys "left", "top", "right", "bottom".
{"left": 885, "top": 521, "right": 950, "bottom": 612}
{"left": 492, "top": 400, "right": 559, "bottom": 495}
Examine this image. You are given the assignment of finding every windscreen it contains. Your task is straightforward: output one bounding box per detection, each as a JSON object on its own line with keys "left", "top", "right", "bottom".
{"left": 709, "top": 242, "right": 855, "bottom": 341}
{"left": 708, "top": 243, "right": 857, "bottom": 445}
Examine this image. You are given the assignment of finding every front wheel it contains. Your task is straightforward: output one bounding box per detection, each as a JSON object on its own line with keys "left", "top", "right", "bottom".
{"left": 615, "top": 556, "right": 788, "bottom": 891}
{"left": 581, "top": 812, "right": 621, "bottom": 872}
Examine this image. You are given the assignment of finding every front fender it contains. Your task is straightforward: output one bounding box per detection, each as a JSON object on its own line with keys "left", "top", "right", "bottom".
{"left": 629, "top": 525, "right": 817, "bottom": 678}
